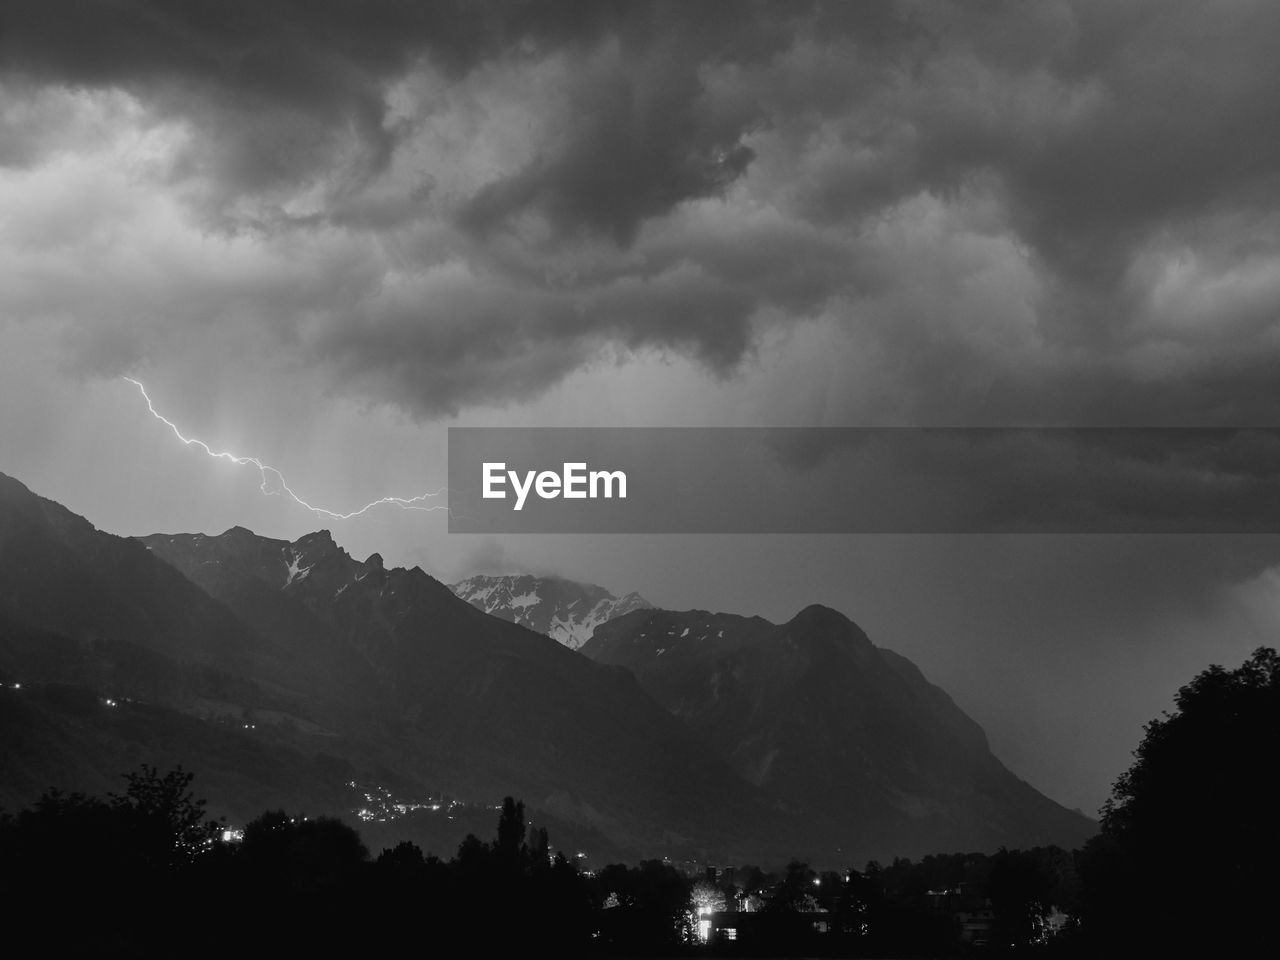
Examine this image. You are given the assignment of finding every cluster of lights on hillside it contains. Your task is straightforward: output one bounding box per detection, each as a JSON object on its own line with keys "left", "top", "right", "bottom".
{"left": 347, "top": 781, "right": 451, "bottom": 824}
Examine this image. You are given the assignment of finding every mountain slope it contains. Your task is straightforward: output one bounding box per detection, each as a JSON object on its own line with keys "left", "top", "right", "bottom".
{"left": 0, "top": 473, "right": 306, "bottom": 712}
{"left": 581, "top": 605, "right": 1095, "bottom": 857}
{"left": 0, "top": 472, "right": 770, "bottom": 858}
{"left": 0, "top": 474, "right": 381, "bottom": 823}
{"left": 1, "top": 471, "right": 1094, "bottom": 863}
{"left": 139, "top": 527, "right": 769, "bottom": 854}
{"left": 451, "top": 574, "right": 651, "bottom": 649}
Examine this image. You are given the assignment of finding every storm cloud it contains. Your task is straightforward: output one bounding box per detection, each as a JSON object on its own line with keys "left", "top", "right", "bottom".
{"left": 3, "top": 0, "right": 1277, "bottom": 421}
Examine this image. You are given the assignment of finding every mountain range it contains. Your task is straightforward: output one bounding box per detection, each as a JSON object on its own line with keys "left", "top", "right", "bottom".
{"left": 0, "top": 471, "right": 1094, "bottom": 864}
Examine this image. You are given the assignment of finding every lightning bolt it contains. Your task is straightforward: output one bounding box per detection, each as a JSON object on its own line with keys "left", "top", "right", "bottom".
{"left": 122, "top": 376, "right": 449, "bottom": 521}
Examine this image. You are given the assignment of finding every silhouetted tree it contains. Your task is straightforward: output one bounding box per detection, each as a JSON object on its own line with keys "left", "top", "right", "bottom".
{"left": 495, "top": 795, "right": 526, "bottom": 863}
{"left": 837, "top": 866, "right": 882, "bottom": 940}
{"left": 109, "top": 764, "right": 221, "bottom": 869}
{"left": 239, "top": 809, "right": 368, "bottom": 893}
{"left": 766, "top": 859, "right": 818, "bottom": 912}
{"left": 987, "top": 847, "right": 1056, "bottom": 948}
{"left": 527, "top": 824, "right": 551, "bottom": 873}
{"left": 1079, "top": 646, "right": 1280, "bottom": 955}
{"left": 0, "top": 766, "right": 225, "bottom": 956}
{"left": 595, "top": 859, "right": 692, "bottom": 952}
{"left": 377, "top": 838, "right": 427, "bottom": 870}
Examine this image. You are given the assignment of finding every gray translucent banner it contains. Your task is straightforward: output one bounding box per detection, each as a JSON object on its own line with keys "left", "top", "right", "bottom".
{"left": 447, "top": 427, "right": 1280, "bottom": 534}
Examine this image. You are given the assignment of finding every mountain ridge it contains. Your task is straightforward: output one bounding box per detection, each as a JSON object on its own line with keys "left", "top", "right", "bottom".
{"left": 581, "top": 603, "right": 1094, "bottom": 855}
{"left": 0, "top": 472, "right": 772, "bottom": 859}
{"left": 0, "top": 470, "right": 1094, "bottom": 863}
{"left": 137, "top": 521, "right": 780, "bottom": 857}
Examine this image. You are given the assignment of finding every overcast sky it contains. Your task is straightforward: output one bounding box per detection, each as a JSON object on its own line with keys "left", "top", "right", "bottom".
{"left": 3, "top": 0, "right": 1280, "bottom": 814}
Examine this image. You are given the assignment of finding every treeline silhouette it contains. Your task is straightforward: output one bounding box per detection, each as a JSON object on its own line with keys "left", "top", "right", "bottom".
{"left": 2, "top": 648, "right": 1275, "bottom": 956}
{"left": 0, "top": 778, "right": 596, "bottom": 956}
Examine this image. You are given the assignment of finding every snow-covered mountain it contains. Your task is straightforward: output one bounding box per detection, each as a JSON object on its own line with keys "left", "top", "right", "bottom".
{"left": 450, "top": 574, "right": 651, "bottom": 650}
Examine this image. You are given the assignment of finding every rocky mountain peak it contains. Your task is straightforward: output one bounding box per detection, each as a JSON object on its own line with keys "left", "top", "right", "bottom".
{"left": 451, "top": 574, "right": 652, "bottom": 650}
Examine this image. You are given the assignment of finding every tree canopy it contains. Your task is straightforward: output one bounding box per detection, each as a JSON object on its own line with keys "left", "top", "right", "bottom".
{"left": 1081, "top": 647, "right": 1280, "bottom": 953}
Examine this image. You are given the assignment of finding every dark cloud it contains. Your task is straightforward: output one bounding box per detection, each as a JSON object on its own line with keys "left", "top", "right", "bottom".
{"left": 3, "top": 1, "right": 420, "bottom": 183}
{"left": 0, "top": 1, "right": 620, "bottom": 211}
{"left": 3, "top": 1, "right": 1280, "bottom": 424}
{"left": 767, "top": 0, "right": 1280, "bottom": 321}
{"left": 0, "top": 1, "right": 810, "bottom": 223}
{"left": 457, "top": 82, "right": 756, "bottom": 247}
